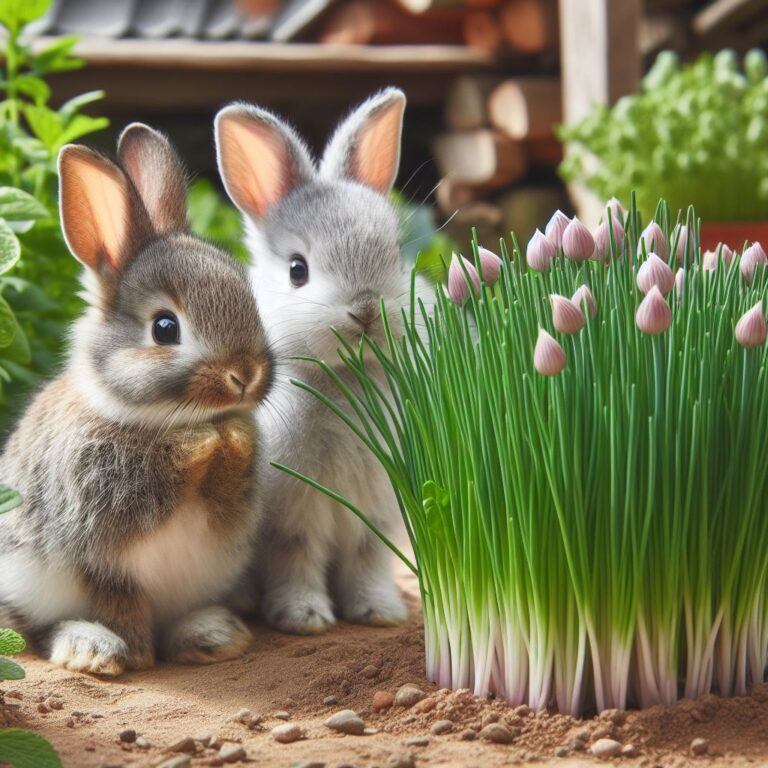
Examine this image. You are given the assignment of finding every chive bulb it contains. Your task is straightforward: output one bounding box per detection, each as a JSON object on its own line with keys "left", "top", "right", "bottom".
{"left": 571, "top": 284, "right": 598, "bottom": 318}
{"left": 562, "top": 217, "right": 595, "bottom": 261}
{"left": 447, "top": 253, "right": 480, "bottom": 305}
{"left": 605, "top": 196, "right": 626, "bottom": 222}
{"left": 550, "top": 294, "right": 586, "bottom": 334}
{"left": 675, "top": 267, "right": 685, "bottom": 299}
{"left": 637, "top": 222, "right": 669, "bottom": 261}
{"left": 635, "top": 285, "right": 672, "bottom": 335}
{"left": 593, "top": 216, "right": 624, "bottom": 262}
{"left": 740, "top": 242, "right": 767, "bottom": 284}
{"left": 526, "top": 229, "right": 555, "bottom": 272}
{"left": 735, "top": 302, "right": 767, "bottom": 348}
{"left": 545, "top": 210, "right": 570, "bottom": 249}
{"left": 637, "top": 252, "right": 675, "bottom": 295}
{"left": 533, "top": 328, "right": 566, "bottom": 376}
{"left": 672, "top": 224, "right": 689, "bottom": 263}
{"left": 477, "top": 247, "right": 503, "bottom": 284}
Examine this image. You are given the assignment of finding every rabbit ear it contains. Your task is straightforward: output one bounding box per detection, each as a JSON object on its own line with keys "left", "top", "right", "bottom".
{"left": 214, "top": 103, "right": 314, "bottom": 219}
{"left": 58, "top": 145, "right": 149, "bottom": 273}
{"left": 117, "top": 123, "right": 188, "bottom": 235}
{"left": 320, "top": 88, "right": 405, "bottom": 194}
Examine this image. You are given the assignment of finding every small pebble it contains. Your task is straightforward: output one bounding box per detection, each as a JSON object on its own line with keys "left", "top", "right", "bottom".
{"left": 364, "top": 727, "right": 378, "bottom": 735}
{"left": 231, "top": 708, "right": 252, "bottom": 724}
{"left": 554, "top": 746, "right": 569, "bottom": 758}
{"left": 169, "top": 736, "right": 196, "bottom": 754}
{"left": 479, "top": 723, "right": 516, "bottom": 744}
{"left": 691, "top": 738, "right": 709, "bottom": 756}
{"left": 295, "top": 763, "right": 325, "bottom": 768}
{"left": 273, "top": 710, "right": 291, "bottom": 720}
{"left": 37, "top": 703, "right": 49, "bottom": 714}
{"left": 459, "top": 729, "right": 476, "bottom": 741}
{"left": 411, "top": 698, "right": 436, "bottom": 714}
{"left": 272, "top": 723, "right": 305, "bottom": 744}
{"left": 590, "top": 738, "right": 622, "bottom": 759}
{"left": 118, "top": 729, "right": 136, "bottom": 744}
{"left": 430, "top": 720, "right": 453, "bottom": 735}
{"left": 573, "top": 728, "right": 590, "bottom": 742}
{"left": 621, "top": 744, "right": 638, "bottom": 757}
{"left": 481, "top": 712, "right": 499, "bottom": 728}
{"left": 194, "top": 733, "right": 213, "bottom": 747}
{"left": 394, "top": 685, "right": 425, "bottom": 708}
{"left": 135, "top": 736, "right": 150, "bottom": 749}
{"left": 5, "top": 690, "right": 22, "bottom": 699}
{"left": 386, "top": 754, "right": 415, "bottom": 768}
{"left": 571, "top": 737, "right": 587, "bottom": 752}
{"left": 47, "top": 698, "right": 64, "bottom": 711}
{"left": 65, "top": 718, "right": 75, "bottom": 728}
{"left": 592, "top": 725, "right": 613, "bottom": 740}
{"left": 324, "top": 696, "right": 339, "bottom": 706}
{"left": 219, "top": 743, "right": 246, "bottom": 763}
{"left": 158, "top": 758, "right": 191, "bottom": 768}
{"left": 404, "top": 737, "right": 429, "bottom": 747}
{"left": 325, "top": 709, "right": 366, "bottom": 735}
{"left": 372, "top": 691, "right": 394, "bottom": 712}
{"left": 361, "top": 664, "right": 379, "bottom": 678}
{"left": 514, "top": 704, "right": 531, "bottom": 717}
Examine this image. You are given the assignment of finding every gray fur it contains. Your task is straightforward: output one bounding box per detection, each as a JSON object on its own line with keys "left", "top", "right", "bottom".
{"left": 216, "top": 89, "right": 432, "bottom": 634}
{"left": 0, "top": 124, "right": 272, "bottom": 674}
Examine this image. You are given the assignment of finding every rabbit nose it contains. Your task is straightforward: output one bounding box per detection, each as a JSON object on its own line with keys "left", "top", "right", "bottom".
{"left": 226, "top": 355, "right": 271, "bottom": 401}
{"left": 348, "top": 305, "right": 379, "bottom": 331}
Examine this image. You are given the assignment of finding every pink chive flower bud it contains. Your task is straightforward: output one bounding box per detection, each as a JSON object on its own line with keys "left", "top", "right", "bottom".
{"left": 735, "top": 302, "right": 767, "bottom": 349}
{"left": 550, "top": 294, "right": 585, "bottom": 334}
{"left": 562, "top": 217, "right": 595, "bottom": 261}
{"left": 740, "top": 242, "right": 768, "bottom": 284}
{"left": 545, "top": 210, "right": 570, "bottom": 249}
{"left": 637, "top": 222, "right": 669, "bottom": 261}
{"left": 526, "top": 229, "right": 555, "bottom": 272}
{"left": 447, "top": 253, "right": 480, "bottom": 305}
{"left": 675, "top": 267, "right": 685, "bottom": 299}
{"left": 571, "top": 284, "right": 597, "bottom": 318}
{"left": 703, "top": 244, "right": 733, "bottom": 271}
{"left": 605, "top": 197, "right": 626, "bottom": 222}
{"left": 719, "top": 243, "right": 734, "bottom": 264}
{"left": 477, "top": 247, "right": 502, "bottom": 284}
{"left": 672, "top": 224, "right": 689, "bottom": 263}
{"left": 635, "top": 285, "right": 672, "bottom": 335}
{"left": 702, "top": 250, "right": 718, "bottom": 271}
{"left": 637, "top": 252, "right": 675, "bottom": 295}
{"left": 594, "top": 215, "right": 625, "bottom": 261}
{"left": 533, "top": 329, "right": 566, "bottom": 376}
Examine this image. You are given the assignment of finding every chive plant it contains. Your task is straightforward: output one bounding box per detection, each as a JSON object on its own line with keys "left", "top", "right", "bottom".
{"left": 275, "top": 197, "right": 768, "bottom": 715}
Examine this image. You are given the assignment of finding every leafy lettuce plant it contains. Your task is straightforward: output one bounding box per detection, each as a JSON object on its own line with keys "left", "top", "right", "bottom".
{"left": 559, "top": 49, "right": 768, "bottom": 221}
{"left": 0, "top": 485, "right": 60, "bottom": 768}
{"left": 0, "top": 0, "right": 108, "bottom": 431}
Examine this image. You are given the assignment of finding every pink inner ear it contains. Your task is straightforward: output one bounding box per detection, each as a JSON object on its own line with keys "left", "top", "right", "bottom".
{"left": 354, "top": 102, "right": 403, "bottom": 193}
{"left": 220, "top": 117, "right": 290, "bottom": 218}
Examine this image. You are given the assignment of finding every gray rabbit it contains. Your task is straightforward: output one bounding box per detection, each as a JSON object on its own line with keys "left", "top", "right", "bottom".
{"left": 0, "top": 124, "right": 272, "bottom": 674}
{"left": 215, "top": 89, "right": 433, "bottom": 634}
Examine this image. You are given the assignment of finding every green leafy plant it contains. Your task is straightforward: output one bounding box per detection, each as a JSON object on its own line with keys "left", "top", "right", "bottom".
{"left": 276, "top": 196, "right": 768, "bottom": 715}
{"left": 559, "top": 49, "right": 768, "bottom": 221}
{"left": 187, "top": 179, "right": 249, "bottom": 263}
{"left": 0, "top": 0, "right": 108, "bottom": 431}
{"left": 0, "top": 484, "right": 61, "bottom": 768}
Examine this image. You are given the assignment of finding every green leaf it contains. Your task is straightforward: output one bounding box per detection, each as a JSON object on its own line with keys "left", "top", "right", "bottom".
{"left": 32, "top": 36, "right": 82, "bottom": 74}
{"left": 0, "top": 219, "right": 20, "bottom": 275}
{"left": 0, "top": 657, "right": 24, "bottom": 680}
{"left": 13, "top": 75, "right": 50, "bottom": 105}
{"left": 0, "top": 0, "right": 52, "bottom": 33}
{"left": 0, "top": 294, "right": 20, "bottom": 347}
{"left": 0, "top": 628, "right": 25, "bottom": 655}
{"left": 0, "top": 728, "right": 62, "bottom": 768}
{"left": 1, "top": 321, "right": 30, "bottom": 363}
{"left": 0, "top": 187, "right": 48, "bottom": 222}
{"left": 22, "top": 105, "right": 63, "bottom": 148}
{"left": 55, "top": 114, "right": 109, "bottom": 148}
{"left": 58, "top": 90, "right": 104, "bottom": 122}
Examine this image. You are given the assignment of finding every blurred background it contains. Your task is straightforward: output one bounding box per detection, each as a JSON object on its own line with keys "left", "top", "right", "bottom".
{"left": 0, "top": 0, "right": 766, "bottom": 429}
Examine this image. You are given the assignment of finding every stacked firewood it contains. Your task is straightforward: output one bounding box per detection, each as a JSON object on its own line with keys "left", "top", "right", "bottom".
{"left": 434, "top": 73, "right": 567, "bottom": 247}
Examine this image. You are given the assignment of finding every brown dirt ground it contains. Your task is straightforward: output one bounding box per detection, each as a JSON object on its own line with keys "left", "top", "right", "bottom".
{"left": 5, "top": 568, "right": 768, "bottom": 768}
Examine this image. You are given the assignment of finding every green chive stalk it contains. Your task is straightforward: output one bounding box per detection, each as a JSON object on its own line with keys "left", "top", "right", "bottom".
{"left": 275, "top": 197, "right": 768, "bottom": 714}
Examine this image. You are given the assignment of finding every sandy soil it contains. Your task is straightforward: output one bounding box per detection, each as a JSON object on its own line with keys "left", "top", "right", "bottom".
{"left": 5, "top": 569, "right": 768, "bottom": 768}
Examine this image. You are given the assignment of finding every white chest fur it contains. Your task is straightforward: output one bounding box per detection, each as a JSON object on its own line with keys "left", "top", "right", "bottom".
{"left": 119, "top": 499, "right": 248, "bottom": 620}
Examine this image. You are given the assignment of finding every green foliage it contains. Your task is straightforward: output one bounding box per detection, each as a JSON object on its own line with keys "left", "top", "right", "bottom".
{"left": 559, "top": 49, "right": 768, "bottom": 221}
{"left": 279, "top": 197, "right": 768, "bottom": 716}
{"left": 0, "top": 0, "right": 107, "bottom": 433}
{"left": 0, "top": 730, "right": 61, "bottom": 768}
{"left": 187, "top": 179, "right": 249, "bottom": 263}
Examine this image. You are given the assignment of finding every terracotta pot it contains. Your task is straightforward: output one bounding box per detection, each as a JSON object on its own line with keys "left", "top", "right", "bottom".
{"left": 699, "top": 222, "right": 768, "bottom": 251}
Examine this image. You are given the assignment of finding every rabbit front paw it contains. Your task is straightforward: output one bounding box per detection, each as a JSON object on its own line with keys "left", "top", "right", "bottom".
{"left": 49, "top": 620, "right": 129, "bottom": 676}
{"left": 341, "top": 584, "right": 408, "bottom": 627}
{"left": 263, "top": 589, "right": 336, "bottom": 635}
{"left": 162, "top": 605, "right": 252, "bottom": 664}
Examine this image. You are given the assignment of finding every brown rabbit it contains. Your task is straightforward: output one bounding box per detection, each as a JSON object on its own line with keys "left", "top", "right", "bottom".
{"left": 0, "top": 124, "right": 272, "bottom": 675}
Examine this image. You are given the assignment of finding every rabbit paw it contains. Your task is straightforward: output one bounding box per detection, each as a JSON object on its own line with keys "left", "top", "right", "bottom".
{"left": 162, "top": 606, "right": 252, "bottom": 664}
{"left": 264, "top": 590, "right": 336, "bottom": 635}
{"left": 341, "top": 585, "right": 408, "bottom": 627}
{"left": 49, "top": 621, "right": 128, "bottom": 676}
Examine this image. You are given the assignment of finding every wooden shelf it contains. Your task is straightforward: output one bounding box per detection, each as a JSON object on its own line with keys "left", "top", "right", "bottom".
{"left": 36, "top": 37, "right": 501, "bottom": 72}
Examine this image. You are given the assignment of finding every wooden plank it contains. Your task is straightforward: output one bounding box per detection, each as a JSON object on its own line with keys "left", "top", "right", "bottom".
{"left": 33, "top": 37, "right": 500, "bottom": 72}
{"left": 433, "top": 129, "right": 528, "bottom": 186}
{"left": 487, "top": 77, "right": 561, "bottom": 140}
{"left": 499, "top": 0, "right": 558, "bottom": 54}
{"left": 445, "top": 75, "right": 499, "bottom": 130}
{"left": 693, "top": 0, "right": 768, "bottom": 35}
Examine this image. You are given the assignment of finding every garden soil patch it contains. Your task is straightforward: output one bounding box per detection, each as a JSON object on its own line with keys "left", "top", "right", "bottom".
{"left": 6, "top": 567, "right": 768, "bottom": 767}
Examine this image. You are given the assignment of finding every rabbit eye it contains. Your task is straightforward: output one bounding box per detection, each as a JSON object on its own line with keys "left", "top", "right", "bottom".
{"left": 289, "top": 255, "right": 309, "bottom": 287}
{"left": 152, "top": 312, "right": 180, "bottom": 345}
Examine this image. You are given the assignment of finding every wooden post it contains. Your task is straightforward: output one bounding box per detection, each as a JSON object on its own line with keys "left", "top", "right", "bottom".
{"left": 558, "top": 0, "right": 642, "bottom": 224}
